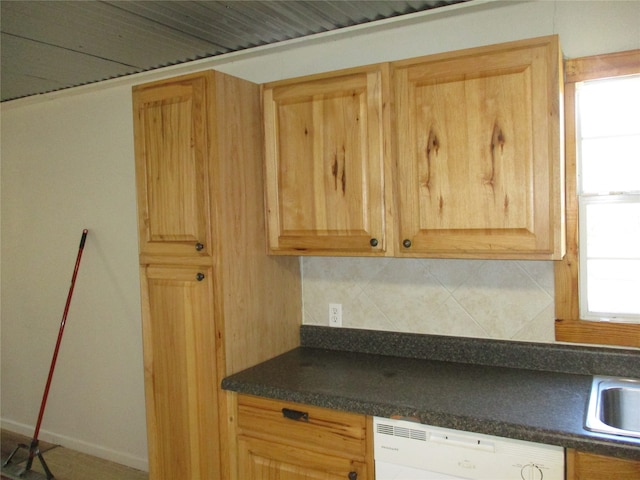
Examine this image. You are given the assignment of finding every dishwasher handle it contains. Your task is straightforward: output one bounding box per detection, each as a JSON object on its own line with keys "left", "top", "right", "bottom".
{"left": 430, "top": 432, "right": 495, "bottom": 452}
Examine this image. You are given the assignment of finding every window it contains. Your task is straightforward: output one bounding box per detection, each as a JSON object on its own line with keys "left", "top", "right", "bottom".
{"left": 555, "top": 50, "right": 640, "bottom": 347}
{"left": 576, "top": 75, "right": 640, "bottom": 323}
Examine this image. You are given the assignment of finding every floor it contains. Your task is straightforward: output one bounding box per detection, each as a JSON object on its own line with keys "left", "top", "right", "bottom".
{"left": 1, "top": 430, "right": 147, "bottom": 480}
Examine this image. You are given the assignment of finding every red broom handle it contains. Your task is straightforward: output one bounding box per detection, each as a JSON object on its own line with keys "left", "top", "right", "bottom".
{"left": 32, "top": 229, "right": 88, "bottom": 442}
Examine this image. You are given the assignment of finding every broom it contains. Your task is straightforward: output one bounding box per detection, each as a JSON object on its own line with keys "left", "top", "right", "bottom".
{"left": 2, "top": 230, "right": 88, "bottom": 480}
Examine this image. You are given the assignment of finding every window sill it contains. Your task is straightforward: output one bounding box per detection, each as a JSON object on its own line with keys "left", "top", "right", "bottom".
{"left": 555, "top": 318, "right": 640, "bottom": 348}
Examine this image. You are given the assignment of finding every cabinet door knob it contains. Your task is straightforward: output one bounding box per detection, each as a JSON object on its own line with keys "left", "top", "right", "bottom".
{"left": 402, "top": 239, "right": 412, "bottom": 248}
{"left": 369, "top": 238, "right": 378, "bottom": 247}
{"left": 348, "top": 472, "right": 358, "bottom": 480}
{"left": 195, "top": 242, "right": 204, "bottom": 251}
{"left": 196, "top": 272, "right": 205, "bottom": 281}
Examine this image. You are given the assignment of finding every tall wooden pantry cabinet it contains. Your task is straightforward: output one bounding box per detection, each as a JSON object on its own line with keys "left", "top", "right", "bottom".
{"left": 132, "top": 71, "right": 301, "bottom": 479}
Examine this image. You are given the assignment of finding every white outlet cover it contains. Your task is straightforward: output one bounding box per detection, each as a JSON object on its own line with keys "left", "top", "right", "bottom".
{"left": 329, "top": 303, "right": 342, "bottom": 327}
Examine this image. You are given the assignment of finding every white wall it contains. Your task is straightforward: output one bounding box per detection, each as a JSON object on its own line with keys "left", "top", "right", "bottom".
{"left": 2, "top": 0, "right": 638, "bottom": 471}
{"left": 1, "top": 85, "right": 148, "bottom": 468}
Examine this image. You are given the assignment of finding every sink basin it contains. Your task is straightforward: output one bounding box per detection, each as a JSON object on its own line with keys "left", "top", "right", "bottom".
{"left": 585, "top": 376, "right": 640, "bottom": 439}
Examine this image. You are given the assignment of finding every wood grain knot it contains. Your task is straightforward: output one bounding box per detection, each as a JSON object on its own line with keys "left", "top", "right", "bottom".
{"left": 423, "top": 128, "right": 439, "bottom": 191}
{"left": 486, "top": 123, "right": 506, "bottom": 191}
{"left": 332, "top": 148, "right": 346, "bottom": 194}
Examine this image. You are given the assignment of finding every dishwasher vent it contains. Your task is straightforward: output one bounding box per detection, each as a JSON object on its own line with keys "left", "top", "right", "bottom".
{"left": 376, "top": 422, "right": 427, "bottom": 441}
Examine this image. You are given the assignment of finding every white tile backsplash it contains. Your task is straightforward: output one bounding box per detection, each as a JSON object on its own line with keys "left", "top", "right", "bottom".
{"left": 302, "top": 257, "right": 555, "bottom": 343}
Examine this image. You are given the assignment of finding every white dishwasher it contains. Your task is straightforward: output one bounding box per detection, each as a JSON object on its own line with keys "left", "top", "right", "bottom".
{"left": 374, "top": 417, "right": 564, "bottom": 480}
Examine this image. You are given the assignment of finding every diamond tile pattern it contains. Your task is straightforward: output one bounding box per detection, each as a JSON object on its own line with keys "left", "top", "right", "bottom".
{"left": 302, "top": 258, "right": 555, "bottom": 342}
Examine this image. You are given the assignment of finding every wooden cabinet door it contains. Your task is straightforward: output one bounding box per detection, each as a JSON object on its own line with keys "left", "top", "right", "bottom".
{"left": 263, "top": 66, "right": 388, "bottom": 255}
{"left": 140, "top": 265, "right": 220, "bottom": 480}
{"left": 566, "top": 449, "right": 640, "bottom": 480}
{"left": 393, "top": 36, "right": 563, "bottom": 259}
{"left": 133, "top": 73, "right": 212, "bottom": 261}
{"left": 238, "top": 436, "right": 367, "bottom": 480}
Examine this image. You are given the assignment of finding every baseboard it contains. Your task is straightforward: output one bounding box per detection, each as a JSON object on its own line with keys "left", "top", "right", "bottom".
{"left": 0, "top": 419, "right": 148, "bottom": 472}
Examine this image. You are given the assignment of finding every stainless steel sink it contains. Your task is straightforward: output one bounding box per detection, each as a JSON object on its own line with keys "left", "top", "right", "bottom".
{"left": 585, "top": 376, "right": 640, "bottom": 439}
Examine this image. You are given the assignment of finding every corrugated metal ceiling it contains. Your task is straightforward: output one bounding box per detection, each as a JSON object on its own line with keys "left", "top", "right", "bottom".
{"left": 1, "top": 0, "right": 466, "bottom": 102}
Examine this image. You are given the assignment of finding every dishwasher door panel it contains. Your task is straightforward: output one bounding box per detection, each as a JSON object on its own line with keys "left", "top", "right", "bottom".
{"left": 375, "top": 460, "right": 467, "bottom": 479}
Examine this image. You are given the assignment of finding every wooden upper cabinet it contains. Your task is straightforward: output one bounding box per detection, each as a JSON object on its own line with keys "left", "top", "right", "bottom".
{"left": 133, "top": 73, "right": 212, "bottom": 261}
{"left": 393, "top": 35, "right": 564, "bottom": 259}
{"left": 263, "top": 65, "right": 389, "bottom": 255}
{"left": 263, "top": 36, "right": 565, "bottom": 259}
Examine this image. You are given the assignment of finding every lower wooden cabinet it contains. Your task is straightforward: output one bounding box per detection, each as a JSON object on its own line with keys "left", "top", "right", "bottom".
{"left": 236, "top": 395, "right": 372, "bottom": 480}
{"left": 239, "top": 437, "right": 367, "bottom": 479}
{"left": 234, "top": 396, "right": 640, "bottom": 480}
{"left": 566, "top": 449, "right": 640, "bottom": 480}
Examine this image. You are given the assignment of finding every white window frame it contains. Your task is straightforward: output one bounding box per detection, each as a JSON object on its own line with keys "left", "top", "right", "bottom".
{"left": 578, "top": 194, "right": 640, "bottom": 322}
{"left": 575, "top": 75, "right": 640, "bottom": 324}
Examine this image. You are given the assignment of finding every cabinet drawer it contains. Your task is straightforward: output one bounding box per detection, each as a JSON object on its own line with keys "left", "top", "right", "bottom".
{"left": 237, "top": 395, "right": 367, "bottom": 458}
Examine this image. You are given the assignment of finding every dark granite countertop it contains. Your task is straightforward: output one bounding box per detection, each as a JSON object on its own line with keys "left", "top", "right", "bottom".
{"left": 222, "top": 326, "right": 640, "bottom": 460}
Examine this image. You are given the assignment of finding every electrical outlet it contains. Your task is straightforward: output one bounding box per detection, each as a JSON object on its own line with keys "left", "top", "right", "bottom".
{"left": 329, "top": 303, "right": 342, "bottom": 327}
